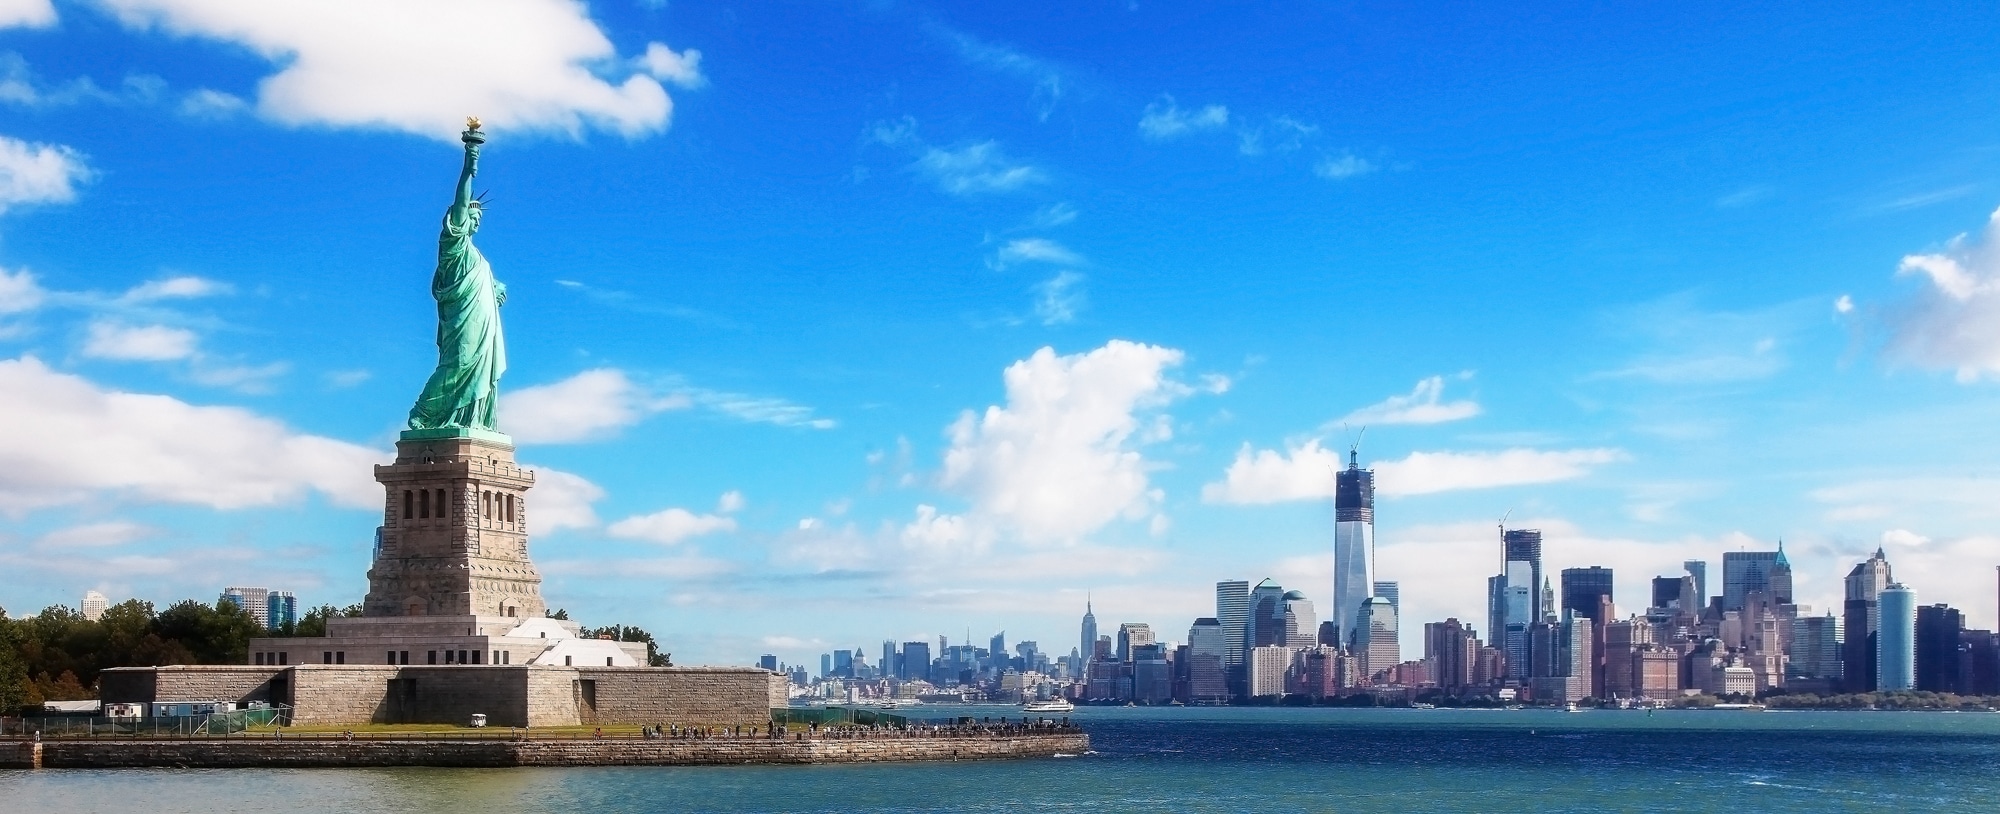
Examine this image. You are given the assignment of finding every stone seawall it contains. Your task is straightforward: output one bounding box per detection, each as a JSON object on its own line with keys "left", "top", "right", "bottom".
{"left": 0, "top": 733, "right": 1087, "bottom": 769}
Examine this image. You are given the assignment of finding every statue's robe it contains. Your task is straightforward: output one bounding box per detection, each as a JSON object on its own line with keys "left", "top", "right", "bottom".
{"left": 407, "top": 207, "right": 506, "bottom": 430}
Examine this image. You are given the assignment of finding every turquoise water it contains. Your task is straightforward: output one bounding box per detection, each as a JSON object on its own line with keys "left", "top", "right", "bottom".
{"left": 8, "top": 706, "right": 2000, "bottom": 812}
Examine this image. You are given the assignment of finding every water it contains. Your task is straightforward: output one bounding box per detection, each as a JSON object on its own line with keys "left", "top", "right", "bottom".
{"left": 8, "top": 705, "right": 2000, "bottom": 812}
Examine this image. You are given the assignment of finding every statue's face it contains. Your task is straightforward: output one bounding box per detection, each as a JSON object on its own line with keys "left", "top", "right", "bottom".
{"left": 468, "top": 206, "right": 483, "bottom": 232}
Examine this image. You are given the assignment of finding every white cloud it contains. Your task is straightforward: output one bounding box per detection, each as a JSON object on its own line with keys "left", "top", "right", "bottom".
{"left": 1373, "top": 448, "right": 1625, "bottom": 497}
{"left": 1138, "top": 96, "right": 1228, "bottom": 140}
{"left": 500, "top": 368, "right": 688, "bottom": 444}
{"left": 1835, "top": 294, "right": 1854, "bottom": 314}
{"left": 1025, "top": 202, "right": 1077, "bottom": 229}
{"left": 1885, "top": 205, "right": 2000, "bottom": 381}
{"left": 0, "top": 0, "right": 55, "bottom": 29}
{"left": 1340, "top": 375, "right": 1481, "bottom": 426}
{"left": 35, "top": 520, "right": 154, "bottom": 549}
{"left": 915, "top": 141, "right": 1045, "bottom": 195}
{"left": 121, "top": 275, "right": 228, "bottom": 302}
{"left": 1236, "top": 116, "right": 1317, "bottom": 156}
{"left": 97, "top": 0, "right": 698, "bottom": 141}
{"left": 607, "top": 493, "right": 739, "bottom": 545}
{"left": 689, "top": 388, "right": 834, "bottom": 430}
{"left": 522, "top": 465, "right": 602, "bottom": 531}
{"left": 931, "top": 23, "right": 1064, "bottom": 121}
{"left": 1594, "top": 295, "right": 1802, "bottom": 384}
{"left": 635, "top": 42, "right": 704, "bottom": 89}
{"left": 992, "top": 238, "right": 1083, "bottom": 269}
{"left": 0, "top": 266, "right": 44, "bottom": 314}
{"left": 81, "top": 321, "right": 199, "bottom": 361}
{"left": 178, "top": 87, "right": 247, "bottom": 118}
{"left": 1202, "top": 439, "right": 1342, "bottom": 505}
{"left": 932, "top": 340, "right": 1189, "bottom": 545}
{"left": 1314, "top": 153, "right": 1376, "bottom": 180}
{"left": 0, "top": 134, "right": 89, "bottom": 213}
{"left": 1033, "top": 271, "right": 1085, "bottom": 326}
{"left": 0, "top": 356, "right": 379, "bottom": 514}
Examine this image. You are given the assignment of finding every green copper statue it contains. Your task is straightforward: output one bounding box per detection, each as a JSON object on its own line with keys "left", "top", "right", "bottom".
{"left": 408, "top": 118, "right": 508, "bottom": 433}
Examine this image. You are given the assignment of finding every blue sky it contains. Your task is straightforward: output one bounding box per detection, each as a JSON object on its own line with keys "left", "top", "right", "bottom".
{"left": 4, "top": 0, "right": 2000, "bottom": 665}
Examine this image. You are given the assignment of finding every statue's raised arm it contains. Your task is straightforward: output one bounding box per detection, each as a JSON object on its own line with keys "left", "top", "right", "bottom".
{"left": 452, "top": 117, "right": 484, "bottom": 222}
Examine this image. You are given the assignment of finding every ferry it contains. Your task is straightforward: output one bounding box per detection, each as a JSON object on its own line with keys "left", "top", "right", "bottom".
{"left": 1023, "top": 699, "right": 1076, "bottom": 714}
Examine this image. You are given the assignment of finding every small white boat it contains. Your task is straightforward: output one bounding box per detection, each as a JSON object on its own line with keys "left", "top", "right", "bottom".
{"left": 1023, "top": 699, "right": 1075, "bottom": 714}
{"left": 1564, "top": 703, "right": 1581, "bottom": 712}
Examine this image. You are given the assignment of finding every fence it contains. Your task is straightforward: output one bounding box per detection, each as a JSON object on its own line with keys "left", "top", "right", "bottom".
{"left": 2, "top": 706, "right": 290, "bottom": 738}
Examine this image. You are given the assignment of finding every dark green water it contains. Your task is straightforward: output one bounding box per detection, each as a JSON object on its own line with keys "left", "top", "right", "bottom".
{"left": 7, "top": 706, "right": 2000, "bottom": 812}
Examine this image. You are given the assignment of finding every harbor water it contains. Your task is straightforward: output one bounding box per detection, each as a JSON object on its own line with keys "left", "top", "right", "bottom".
{"left": 7, "top": 705, "right": 2000, "bottom": 812}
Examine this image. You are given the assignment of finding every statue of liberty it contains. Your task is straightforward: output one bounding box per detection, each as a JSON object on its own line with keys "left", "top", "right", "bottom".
{"left": 408, "top": 118, "right": 507, "bottom": 433}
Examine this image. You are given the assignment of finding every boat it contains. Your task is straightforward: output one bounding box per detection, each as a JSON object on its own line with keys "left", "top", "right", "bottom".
{"left": 1564, "top": 703, "right": 1581, "bottom": 713}
{"left": 1023, "top": 699, "right": 1076, "bottom": 714}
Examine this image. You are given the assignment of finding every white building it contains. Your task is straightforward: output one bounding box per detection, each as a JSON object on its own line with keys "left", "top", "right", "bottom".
{"left": 81, "top": 590, "right": 109, "bottom": 621}
{"left": 1249, "top": 645, "right": 1292, "bottom": 697}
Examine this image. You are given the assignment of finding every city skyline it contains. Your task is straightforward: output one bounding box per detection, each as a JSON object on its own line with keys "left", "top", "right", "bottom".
{"left": 5, "top": 3, "right": 2000, "bottom": 668}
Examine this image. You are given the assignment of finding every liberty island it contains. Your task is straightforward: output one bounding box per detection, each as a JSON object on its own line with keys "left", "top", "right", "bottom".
{"left": 0, "top": 123, "right": 1082, "bottom": 768}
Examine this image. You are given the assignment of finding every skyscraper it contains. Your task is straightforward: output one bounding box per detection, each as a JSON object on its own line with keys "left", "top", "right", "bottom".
{"left": 1503, "top": 529, "right": 1545, "bottom": 620}
{"left": 1424, "top": 618, "right": 1476, "bottom": 694}
{"left": 1500, "top": 528, "right": 1540, "bottom": 679}
{"left": 1722, "top": 549, "right": 1783, "bottom": 612}
{"left": 1561, "top": 567, "right": 1614, "bottom": 624}
{"left": 1186, "top": 618, "right": 1229, "bottom": 703}
{"left": 1080, "top": 599, "right": 1098, "bottom": 667}
{"left": 1356, "top": 596, "right": 1399, "bottom": 683}
{"left": 901, "top": 640, "right": 932, "bottom": 682}
{"left": 1684, "top": 560, "right": 1708, "bottom": 609}
{"left": 1789, "top": 612, "right": 1844, "bottom": 682}
{"left": 220, "top": 587, "right": 272, "bottom": 628}
{"left": 80, "top": 590, "right": 108, "bottom": 622}
{"left": 1282, "top": 590, "right": 1318, "bottom": 648}
{"left": 1332, "top": 450, "right": 1377, "bottom": 650}
{"left": 1843, "top": 548, "right": 1892, "bottom": 691}
{"left": 883, "top": 640, "right": 899, "bottom": 678}
{"left": 1117, "top": 623, "right": 1155, "bottom": 662}
{"left": 1877, "top": 583, "right": 1917, "bottom": 692}
{"left": 1249, "top": 579, "right": 1287, "bottom": 649}
{"left": 1372, "top": 581, "right": 1399, "bottom": 617}
{"left": 266, "top": 591, "right": 297, "bottom": 631}
{"left": 1215, "top": 580, "right": 1249, "bottom": 670}
{"left": 990, "top": 631, "right": 1007, "bottom": 671}
{"left": 1916, "top": 604, "right": 1964, "bottom": 693}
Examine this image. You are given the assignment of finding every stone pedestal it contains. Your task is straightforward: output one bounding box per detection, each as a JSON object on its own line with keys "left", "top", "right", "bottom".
{"left": 364, "top": 428, "right": 544, "bottom": 620}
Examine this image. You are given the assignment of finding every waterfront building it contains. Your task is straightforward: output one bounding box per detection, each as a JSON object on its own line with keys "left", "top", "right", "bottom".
{"left": 1962, "top": 630, "right": 2000, "bottom": 696}
{"left": 1215, "top": 580, "right": 1250, "bottom": 678}
{"left": 1132, "top": 642, "right": 1173, "bottom": 703}
{"left": 1722, "top": 548, "right": 1787, "bottom": 612}
{"left": 1486, "top": 574, "right": 1506, "bottom": 659}
{"left": 1249, "top": 579, "right": 1287, "bottom": 649}
{"left": 1423, "top": 618, "right": 1478, "bottom": 694}
{"left": 1787, "top": 612, "right": 1843, "bottom": 683}
{"left": 80, "top": 590, "right": 108, "bottom": 621}
{"left": 1562, "top": 567, "right": 1613, "bottom": 624}
{"left": 1332, "top": 450, "right": 1377, "bottom": 651}
{"left": 1282, "top": 590, "right": 1318, "bottom": 647}
{"left": 1291, "top": 646, "right": 1344, "bottom": 698}
{"left": 1915, "top": 604, "right": 1964, "bottom": 693}
{"left": 1118, "top": 622, "right": 1155, "bottom": 662}
{"left": 1357, "top": 596, "right": 1399, "bottom": 683}
{"left": 1684, "top": 560, "right": 1708, "bottom": 609}
{"left": 1842, "top": 548, "right": 1893, "bottom": 691}
{"left": 1877, "top": 583, "right": 1917, "bottom": 692}
{"left": 1504, "top": 529, "right": 1545, "bottom": 620}
{"left": 220, "top": 586, "right": 273, "bottom": 628}
{"left": 1186, "top": 618, "right": 1229, "bottom": 703}
{"left": 1248, "top": 645, "right": 1291, "bottom": 697}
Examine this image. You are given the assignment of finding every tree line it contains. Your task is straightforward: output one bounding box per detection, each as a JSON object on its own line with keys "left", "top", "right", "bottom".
{"left": 1, "top": 600, "right": 668, "bottom": 714}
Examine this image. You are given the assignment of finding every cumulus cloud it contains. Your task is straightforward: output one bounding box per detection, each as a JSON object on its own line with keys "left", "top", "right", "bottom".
{"left": 0, "top": 134, "right": 89, "bottom": 213}
{"left": 0, "top": 0, "right": 55, "bottom": 29}
{"left": 0, "top": 266, "right": 44, "bottom": 314}
{"left": 81, "top": 321, "right": 199, "bottom": 361}
{"left": 521, "top": 465, "right": 602, "bottom": 532}
{"left": 635, "top": 42, "right": 704, "bottom": 89}
{"left": 1202, "top": 439, "right": 1342, "bottom": 505}
{"left": 1373, "top": 448, "right": 1625, "bottom": 497}
{"left": 930, "top": 340, "right": 1190, "bottom": 546}
{"left": 607, "top": 491, "right": 742, "bottom": 545}
{"left": 1885, "top": 205, "right": 2000, "bottom": 381}
{"left": 96, "top": 0, "right": 701, "bottom": 141}
{"left": 1138, "top": 95, "right": 1228, "bottom": 140}
{"left": 500, "top": 368, "right": 688, "bottom": 444}
{"left": 0, "top": 356, "right": 379, "bottom": 514}
{"left": 1340, "top": 375, "right": 1481, "bottom": 426}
